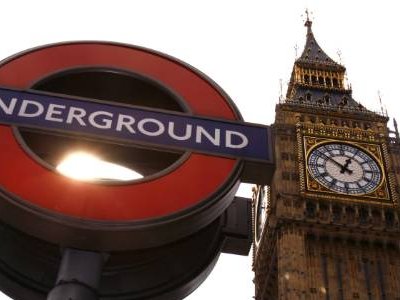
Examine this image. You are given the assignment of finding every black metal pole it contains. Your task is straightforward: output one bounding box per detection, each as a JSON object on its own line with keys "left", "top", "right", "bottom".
{"left": 47, "top": 248, "right": 107, "bottom": 300}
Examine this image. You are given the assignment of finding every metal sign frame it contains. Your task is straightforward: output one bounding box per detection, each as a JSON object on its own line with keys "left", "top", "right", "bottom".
{"left": 0, "top": 41, "right": 273, "bottom": 251}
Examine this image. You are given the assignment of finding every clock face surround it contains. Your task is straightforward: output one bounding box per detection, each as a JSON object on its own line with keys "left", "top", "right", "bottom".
{"left": 255, "top": 187, "right": 267, "bottom": 243}
{"left": 307, "top": 143, "right": 382, "bottom": 195}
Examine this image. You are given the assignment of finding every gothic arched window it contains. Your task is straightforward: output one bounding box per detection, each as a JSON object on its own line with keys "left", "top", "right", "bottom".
{"left": 306, "top": 201, "right": 316, "bottom": 218}
{"left": 359, "top": 207, "right": 369, "bottom": 224}
{"left": 325, "top": 77, "right": 331, "bottom": 86}
{"left": 311, "top": 75, "right": 317, "bottom": 85}
{"left": 346, "top": 206, "right": 356, "bottom": 223}
{"left": 324, "top": 94, "right": 330, "bottom": 104}
{"left": 385, "top": 211, "right": 395, "bottom": 227}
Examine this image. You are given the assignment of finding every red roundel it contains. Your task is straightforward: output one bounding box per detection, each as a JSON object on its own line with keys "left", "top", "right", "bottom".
{"left": 0, "top": 42, "right": 242, "bottom": 249}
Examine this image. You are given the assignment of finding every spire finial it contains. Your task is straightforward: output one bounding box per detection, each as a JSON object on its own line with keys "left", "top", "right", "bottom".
{"left": 378, "top": 90, "right": 384, "bottom": 115}
{"left": 337, "top": 50, "right": 343, "bottom": 64}
{"left": 304, "top": 9, "right": 313, "bottom": 30}
{"left": 394, "top": 118, "right": 400, "bottom": 140}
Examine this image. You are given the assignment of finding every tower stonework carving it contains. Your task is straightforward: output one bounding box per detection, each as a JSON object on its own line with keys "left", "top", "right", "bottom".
{"left": 253, "top": 18, "right": 400, "bottom": 299}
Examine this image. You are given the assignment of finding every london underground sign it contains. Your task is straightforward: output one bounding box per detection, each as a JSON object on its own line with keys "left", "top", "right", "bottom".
{"left": 0, "top": 42, "right": 274, "bottom": 300}
{"left": 0, "top": 86, "right": 271, "bottom": 161}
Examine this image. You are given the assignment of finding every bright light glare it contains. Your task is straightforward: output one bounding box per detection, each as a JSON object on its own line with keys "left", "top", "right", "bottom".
{"left": 56, "top": 152, "right": 143, "bottom": 181}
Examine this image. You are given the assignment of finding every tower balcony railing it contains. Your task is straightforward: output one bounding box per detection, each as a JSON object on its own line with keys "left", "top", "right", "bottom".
{"left": 279, "top": 98, "right": 388, "bottom": 119}
{"left": 294, "top": 80, "right": 350, "bottom": 91}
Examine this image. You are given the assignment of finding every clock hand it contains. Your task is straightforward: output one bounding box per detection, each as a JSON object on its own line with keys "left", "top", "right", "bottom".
{"left": 315, "top": 150, "right": 353, "bottom": 174}
{"left": 317, "top": 150, "right": 346, "bottom": 169}
{"left": 340, "top": 158, "right": 353, "bottom": 174}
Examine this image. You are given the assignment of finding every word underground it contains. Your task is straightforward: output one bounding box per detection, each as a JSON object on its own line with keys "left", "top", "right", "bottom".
{"left": 0, "top": 88, "right": 269, "bottom": 160}
{"left": 2, "top": 98, "right": 247, "bottom": 148}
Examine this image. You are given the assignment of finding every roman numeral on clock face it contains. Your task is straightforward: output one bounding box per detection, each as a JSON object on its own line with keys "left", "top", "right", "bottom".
{"left": 330, "top": 178, "right": 337, "bottom": 187}
{"left": 363, "top": 176, "right": 371, "bottom": 182}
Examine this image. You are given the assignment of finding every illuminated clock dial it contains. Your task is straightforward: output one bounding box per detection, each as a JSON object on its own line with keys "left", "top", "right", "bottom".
{"left": 307, "top": 143, "right": 382, "bottom": 195}
{"left": 255, "top": 186, "right": 267, "bottom": 243}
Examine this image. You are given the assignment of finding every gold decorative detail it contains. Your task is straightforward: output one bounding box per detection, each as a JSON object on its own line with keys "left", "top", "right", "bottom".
{"left": 382, "top": 143, "right": 399, "bottom": 206}
{"left": 300, "top": 122, "right": 386, "bottom": 143}
{"left": 297, "top": 125, "right": 306, "bottom": 193}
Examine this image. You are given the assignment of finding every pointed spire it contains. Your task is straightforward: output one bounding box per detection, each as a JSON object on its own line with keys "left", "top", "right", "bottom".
{"left": 285, "top": 13, "right": 361, "bottom": 110}
{"left": 296, "top": 11, "right": 344, "bottom": 71}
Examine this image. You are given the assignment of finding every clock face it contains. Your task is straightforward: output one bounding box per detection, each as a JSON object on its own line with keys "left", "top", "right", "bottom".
{"left": 307, "top": 143, "right": 382, "bottom": 195}
{"left": 255, "top": 187, "right": 267, "bottom": 243}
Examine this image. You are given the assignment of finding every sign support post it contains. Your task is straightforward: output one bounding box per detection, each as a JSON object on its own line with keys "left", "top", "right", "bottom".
{"left": 47, "top": 248, "right": 107, "bottom": 300}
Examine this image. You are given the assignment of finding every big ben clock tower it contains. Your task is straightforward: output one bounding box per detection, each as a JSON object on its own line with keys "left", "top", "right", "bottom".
{"left": 253, "top": 15, "right": 400, "bottom": 299}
